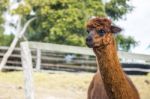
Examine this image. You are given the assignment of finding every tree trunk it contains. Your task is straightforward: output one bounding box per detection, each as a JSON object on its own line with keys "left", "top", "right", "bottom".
{"left": 0, "top": 17, "right": 36, "bottom": 71}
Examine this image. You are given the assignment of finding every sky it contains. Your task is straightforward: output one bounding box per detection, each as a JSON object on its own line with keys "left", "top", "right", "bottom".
{"left": 116, "top": 0, "right": 150, "bottom": 54}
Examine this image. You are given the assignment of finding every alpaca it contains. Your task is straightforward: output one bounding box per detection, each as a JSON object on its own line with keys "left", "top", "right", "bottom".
{"left": 86, "top": 17, "right": 140, "bottom": 99}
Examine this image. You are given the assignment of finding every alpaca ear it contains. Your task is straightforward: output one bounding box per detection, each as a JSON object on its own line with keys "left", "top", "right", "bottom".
{"left": 111, "top": 25, "right": 122, "bottom": 33}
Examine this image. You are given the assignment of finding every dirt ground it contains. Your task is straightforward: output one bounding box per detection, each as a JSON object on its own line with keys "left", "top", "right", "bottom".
{"left": 0, "top": 71, "right": 150, "bottom": 99}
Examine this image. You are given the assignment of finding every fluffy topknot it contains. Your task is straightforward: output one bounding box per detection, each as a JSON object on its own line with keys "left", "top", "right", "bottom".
{"left": 86, "top": 17, "right": 112, "bottom": 32}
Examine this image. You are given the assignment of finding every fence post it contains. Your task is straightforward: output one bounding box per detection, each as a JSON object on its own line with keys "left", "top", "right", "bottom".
{"left": 36, "top": 48, "right": 41, "bottom": 71}
{"left": 20, "top": 42, "right": 35, "bottom": 99}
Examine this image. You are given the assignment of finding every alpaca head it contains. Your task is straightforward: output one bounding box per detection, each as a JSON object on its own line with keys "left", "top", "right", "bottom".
{"left": 86, "top": 17, "right": 122, "bottom": 48}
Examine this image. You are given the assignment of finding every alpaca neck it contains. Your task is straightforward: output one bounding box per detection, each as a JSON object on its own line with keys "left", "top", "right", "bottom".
{"left": 94, "top": 38, "right": 135, "bottom": 99}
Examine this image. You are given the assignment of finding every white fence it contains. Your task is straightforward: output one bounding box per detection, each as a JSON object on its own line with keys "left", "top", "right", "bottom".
{"left": 27, "top": 41, "right": 150, "bottom": 72}
{"left": 0, "top": 41, "right": 150, "bottom": 72}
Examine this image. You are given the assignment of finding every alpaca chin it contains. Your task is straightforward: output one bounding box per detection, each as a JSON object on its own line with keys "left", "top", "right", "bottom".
{"left": 86, "top": 43, "right": 93, "bottom": 48}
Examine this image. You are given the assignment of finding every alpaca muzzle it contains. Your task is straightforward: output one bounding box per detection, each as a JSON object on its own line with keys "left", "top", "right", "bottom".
{"left": 86, "top": 36, "right": 93, "bottom": 48}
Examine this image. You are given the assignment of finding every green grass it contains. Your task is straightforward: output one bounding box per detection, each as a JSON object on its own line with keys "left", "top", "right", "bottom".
{"left": 0, "top": 71, "right": 150, "bottom": 99}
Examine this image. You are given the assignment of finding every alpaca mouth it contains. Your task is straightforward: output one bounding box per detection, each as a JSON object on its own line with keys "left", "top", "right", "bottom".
{"left": 86, "top": 42, "right": 101, "bottom": 48}
{"left": 86, "top": 42, "right": 93, "bottom": 48}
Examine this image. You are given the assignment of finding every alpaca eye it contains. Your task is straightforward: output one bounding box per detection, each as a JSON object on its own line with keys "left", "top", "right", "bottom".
{"left": 97, "top": 29, "right": 105, "bottom": 36}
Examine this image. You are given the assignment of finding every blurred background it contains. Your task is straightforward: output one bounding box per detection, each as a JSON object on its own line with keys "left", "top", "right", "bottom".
{"left": 0, "top": 0, "right": 150, "bottom": 99}
{"left": 0, "top": 0, "right": 140, "bottom": 51}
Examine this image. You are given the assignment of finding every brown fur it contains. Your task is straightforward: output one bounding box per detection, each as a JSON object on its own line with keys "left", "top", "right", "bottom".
{"left": 86, "top": 17, "right": 140, "bottom": 99}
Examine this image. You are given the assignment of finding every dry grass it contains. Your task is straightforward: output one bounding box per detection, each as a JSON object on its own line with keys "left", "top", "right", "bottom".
{"left": 0, "top": 71, "right": 150, "bottom": 99}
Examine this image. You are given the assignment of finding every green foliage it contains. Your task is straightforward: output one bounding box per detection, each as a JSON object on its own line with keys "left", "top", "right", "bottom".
{"left": 105, "top": 0, "right": 133, "bottom": 20}
{"left": 14, "top": 0, "right": 106, "bottom": 46}
{"left": 116, "top": 34, "right": 138, "bottom": 51}
{"left": 11, "top": 3, "right": 31, "bottom": 16}
{"left": 0, "top": 32, "right": 14, "bottom": 46}
{"left": 0, "top": 0, "right": 13, "bottom": 46}
{"left": 0, "top": 0, "right": 8, "bottom": 24}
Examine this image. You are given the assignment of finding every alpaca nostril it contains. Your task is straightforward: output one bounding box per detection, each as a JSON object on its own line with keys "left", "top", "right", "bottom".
{"left": 86, "top": 36, "right": 93, "bottom": 48}
{"left": 86, "top": 37, "right": 92, "bottom": 42}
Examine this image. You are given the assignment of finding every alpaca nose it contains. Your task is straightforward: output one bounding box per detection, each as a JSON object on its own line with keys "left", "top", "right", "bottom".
{"left": 86, "top": 36, "right": 93, "bottom": 48}
{"left": 86, "top": 36, "right": 93, "bottom": 42}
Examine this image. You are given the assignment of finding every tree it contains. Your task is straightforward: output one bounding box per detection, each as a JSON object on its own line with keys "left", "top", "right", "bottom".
{"left": 116, "top": 34, "right": 138, "bottom": 51}
{"left": 105, "top": 0, "right": 133, "bottom": 20}
{"left": 0, "top": 0, "right": 8, "bottom": 24}
{"left": 13, "top": 0, "right": 106, "bottom": 46}
{"left": 0, "top": 0, "right": 14, "bottom": 46}
{"left": 0, "top": 33, "right": 14, "bottom": 46}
